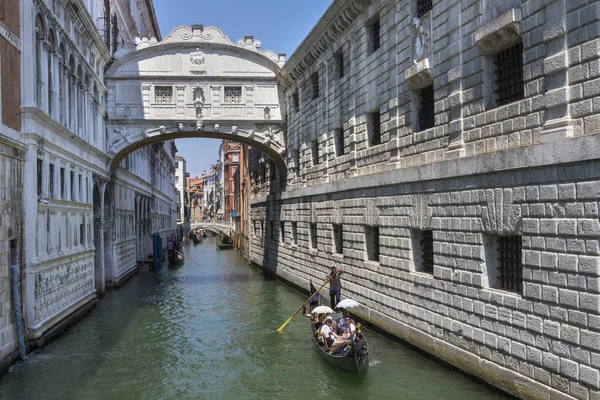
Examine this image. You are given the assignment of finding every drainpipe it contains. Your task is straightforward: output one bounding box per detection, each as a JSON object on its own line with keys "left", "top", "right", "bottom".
{"left": 10, "top": 262, "right": 27, "bottom": 360}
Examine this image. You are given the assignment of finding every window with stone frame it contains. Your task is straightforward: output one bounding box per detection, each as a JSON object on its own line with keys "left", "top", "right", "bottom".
{"left": 292, "top": 91, "right": 300, "bottom": 113}
{"left": 368, "top": 16, "right": 381, "bottom": 54}
{"left": 224, "top": 86, "right": 243, "bottom": 104}
{"left": 280, "top": 221, "right": 285, "bottom": 243}
{"left": 416, "top": 0, "right": 433, "bottom": 18}
{"left": 334, "top": 49, "right": 345, "bottom": 79}
{"left": 311, "top": 72, "right": 319, "bottom": 99}
{"left": 154, "top": 86, "right": 173, "bottom": 104}
{"left": 484, "top": 234, "right": 523, "bottom": 293}
{"left": 417, "top": 85, "right": 435, "bottom": 131}
{"left": 70, "top": 170, "right": 75, "bottom": 201}
{"left": 365, "top": 226, "right": 380, "bottom": 262}
{"left": 80, "top": 223, "right": 85, "bottom": 245}
{"left": 311, "top": 139, "right": 319, "bottom": 166}
{"left": 292, "top": 221, "right": 298, "bottom": 245}
{"left": 49, "top": 163, "right": 55, "bottom": 199}
{"left": 60, "top": 167, "right": 65, "bottom": 199}
{"left": 333, "top": 224, "right": 343, "bottom": 254}
{"left": 367, "top": 110, "right": 381, "bottom": 146}
{"left": 493, "top": 42, "right": 524, "bottom": 107}
{"left": 310, "top": 223, "right": 318, "bottom": 249}
{"left": 37, "top": 159, "right": 43, "bottom": 196}
{"left": 334, "top": 127, "right": 345, "bottom": 156}
{"left": 411, "top": 229, "right": 434, "bottom": 273}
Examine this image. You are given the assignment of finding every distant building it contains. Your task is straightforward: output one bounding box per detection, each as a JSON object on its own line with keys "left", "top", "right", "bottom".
{"left": 187, "top": 175, "right": 204, "bottom": 222}
{"left": 174, "top": 155, "right": 188, "bottom": 225}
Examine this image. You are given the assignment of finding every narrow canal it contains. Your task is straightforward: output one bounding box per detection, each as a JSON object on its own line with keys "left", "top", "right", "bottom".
{"left": 0, "top": 238, "right": 513, "bottom": 400}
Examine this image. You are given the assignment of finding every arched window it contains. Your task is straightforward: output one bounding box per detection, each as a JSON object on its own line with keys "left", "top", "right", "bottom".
{"left": 47, "top": 30, "right": 57, "bottom": 119}
{"left": 68, "top": 56, "right": 76, "bottom": 131}
{"left": 35, "top": 15, "right": 45, "bottom": 109}
{"left": 58, "top": 44, "right": 66, "bottom": 126}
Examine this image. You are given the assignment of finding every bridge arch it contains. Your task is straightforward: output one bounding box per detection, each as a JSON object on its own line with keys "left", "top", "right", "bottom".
{"left": 105, "top": 25, "right": 287, "bottom": 174}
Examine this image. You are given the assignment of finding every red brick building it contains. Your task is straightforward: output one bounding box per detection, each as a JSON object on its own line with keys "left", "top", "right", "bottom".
{"left": 222, "top": 140, "right": 240, "bottom": 222}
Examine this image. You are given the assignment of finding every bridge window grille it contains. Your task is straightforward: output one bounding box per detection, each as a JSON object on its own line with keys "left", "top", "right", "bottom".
{"left": 417, "top": 0, "right": 433, "bottom": 18}
{"left": 311, "top": 72, "right": 319, "bottom": 99}
{"left": 365, "top": 226, "right": 379, "bottom": 262}
{"left": 310, "top": 223, "right": 318, "bottom": 249}
{"left": 224, "top": 87, "right": 242, "bottom": 104}
{"left": 494, "top": 42, "right": 524, "bottom": 107}
{"left": 495, "top": 235, "right": 523, "bottom": 293}
{"left": 421, "top": 229, "right": 434, "bottom": 273}
{"left": 155, "top": 86, "right": 173, "bottom": 104}
{"left": 418, "top": 85, "right": 435, "bottom": 131}
{"left": 333, "top": 224, "right": 343, "bottom": 254}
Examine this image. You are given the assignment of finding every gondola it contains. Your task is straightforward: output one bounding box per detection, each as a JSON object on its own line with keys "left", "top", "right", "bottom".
{"left": 170, "top": 250, "right": 185, "bottom": 265}
{"left": 307, "top": 288, "right": 369, "bottom": 373}
{"left": 192, "top": 234, "right": 201, "bottom": 244}
{"left": 216, "top": 241, "right": 234, "bottom": 250}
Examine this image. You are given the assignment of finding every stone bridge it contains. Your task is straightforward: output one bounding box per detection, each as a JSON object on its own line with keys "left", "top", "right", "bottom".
{"left": 190, "top": 221, "right": 234, "bottom": 238}
{"left": 104, "top": 25, "right": 287, "bottom": 175}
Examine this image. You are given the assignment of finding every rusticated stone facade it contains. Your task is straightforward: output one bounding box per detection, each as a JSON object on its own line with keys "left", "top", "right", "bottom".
{"left": 249, "top": 0, "right": 600, "bottom": 399}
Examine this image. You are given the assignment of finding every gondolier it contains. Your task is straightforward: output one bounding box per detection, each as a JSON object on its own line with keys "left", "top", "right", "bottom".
{"left": 325, "top": 266, "right": 343, "bottom": 308}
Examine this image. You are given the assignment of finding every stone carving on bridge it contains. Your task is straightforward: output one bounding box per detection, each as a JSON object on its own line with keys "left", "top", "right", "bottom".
{"left": 481, "top": 189, "right": 521, "bottom": 235}
{"left": 193, "top": 85, "right": 205, "bottom": 118}
{"left": 132, "top": 26, "right": 282, "bottom": 66}
{"left": 109, "top": 128, "right": 132, "bottom": 154}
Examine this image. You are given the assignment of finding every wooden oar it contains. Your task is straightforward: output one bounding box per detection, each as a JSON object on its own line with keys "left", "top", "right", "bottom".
{"left": 276, "top": 277, "right": 330, "bottom": 333}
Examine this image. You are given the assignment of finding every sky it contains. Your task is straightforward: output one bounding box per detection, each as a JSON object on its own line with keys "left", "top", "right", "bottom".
{"left": 153, "top": 0, "right": 332, "bottom": 177}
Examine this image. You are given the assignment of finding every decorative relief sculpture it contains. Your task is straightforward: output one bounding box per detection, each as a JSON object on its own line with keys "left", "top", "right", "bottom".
{"left": 190, "top": 48, "right": 205, "bottom": 65}
{"left": 193, "top": 85, "right": 204, "bottom": 118}
{"left": 412, "top": 17, "right": 430, "bottom": 63}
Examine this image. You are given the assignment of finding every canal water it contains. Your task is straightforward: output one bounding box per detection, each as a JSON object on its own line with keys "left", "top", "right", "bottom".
{"left": 0, "top": 237, "right": 513, "bottom": 400}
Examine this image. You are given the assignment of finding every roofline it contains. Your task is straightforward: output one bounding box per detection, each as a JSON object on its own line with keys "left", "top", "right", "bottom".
{"left": 145, "top": 0, "right": 162, "bottom": 41}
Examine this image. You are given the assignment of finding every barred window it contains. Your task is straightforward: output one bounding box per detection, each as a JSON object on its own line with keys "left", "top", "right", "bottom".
{"left": 368, "top": 111, "right": 381, "bottom": 146}
{"left": 311, "top": 72, "right": 319, "bottom": 99}
{"left": 485, "top": 235, "right": 523, "bottom": 293}
{"left": 292, "top": 221, "right": 298, "bottom": 245}
{"left": 293, "top": 92, "right": 300, "bottom": 112}
{"left": 335, "top": 49, "right": 344, "bottom": 79}
{"left": 155, "top": 86, "right": 173, "bottom": 104}
{"left": 310, "top": 223, "right": 318, "bottom": 249}
{"left": 224, "top": 86, "right": 242, "bottom": 104}
{"left": 335, "top": 127, "right": 345, "bottom": 156}
{"left": 418, "top": 85, "right": 435, "bottom": 131}
{"left": 311, "top": 140, "right": 319, "bottom": 165}
{"left": 494, "top": 42, "right": 524, "bottom": 107}
{"left": 369, "top": 18, "right": 381, "bottom": 54}
{"left": 280, "top": 221, "right": 285, "bottom": 243}
{"left": 413, "top": 229, "right": 434, "bottom": 273}
{"left": 417, "top": 0, "right": 433, "bottom": 18}
{"left": 365, "top": 226, "right": 380, "bottom": 262}
{"left": 333, "top": 224, "right": 343, "bottom": 254}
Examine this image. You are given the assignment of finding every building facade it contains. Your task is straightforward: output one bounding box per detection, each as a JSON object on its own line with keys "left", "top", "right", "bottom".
{"left": 0, "top": 0, "right": 177, "bottom": 371}
{"left": 175, "top": 155, "right": 188, "bottom": 225}
{"left": 0, "top": 0, "right": 24, "bottom": 372}
{"left": 248, "top": 1, "right": 600, "bottom": 399}
{"left": 222, "top": 140, "right": 240, "bottom": 222}
{"left": 187, "top": 175, "right": 203, "bottom": 222}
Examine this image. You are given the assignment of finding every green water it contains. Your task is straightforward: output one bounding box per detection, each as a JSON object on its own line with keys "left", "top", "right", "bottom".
{"left": 0, "top": 238, "right": 513, "bottom": 400}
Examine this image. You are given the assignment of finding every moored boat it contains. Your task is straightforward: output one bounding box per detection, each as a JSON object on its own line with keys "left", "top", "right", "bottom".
{"left": 192, "top": 234, "right": 201, "bottom": 244}
{"left": 170, "top": 250, "right": 185, "bottom": 265}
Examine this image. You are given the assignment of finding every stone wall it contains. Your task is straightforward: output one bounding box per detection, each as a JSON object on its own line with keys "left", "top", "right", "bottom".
{"left": 251, "top": 0, "right": 600, "bottom": 399}
{"left": 0, "top": 142, "right": 23, "bottom": 372}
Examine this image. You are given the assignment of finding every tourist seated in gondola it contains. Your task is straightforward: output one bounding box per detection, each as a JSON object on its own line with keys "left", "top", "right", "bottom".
{"left": 342, "top": 316, "right": 357, "bottom": 341}
{"left": 319, "top": 317, "right": 345, "bottom": 351}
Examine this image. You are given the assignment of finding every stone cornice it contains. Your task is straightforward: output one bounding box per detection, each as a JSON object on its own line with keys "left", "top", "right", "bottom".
{"left": 278, "top": 0, "right": 371, "bottom": 91}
